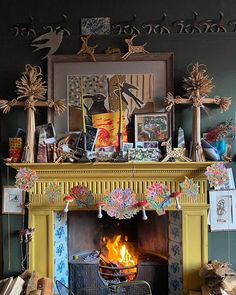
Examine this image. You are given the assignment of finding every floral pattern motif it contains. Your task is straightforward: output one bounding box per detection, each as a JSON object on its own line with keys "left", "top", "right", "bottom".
{"left": 145, "top": 182, "right": 171, "bottom": 213}
{"left": 168, "top": 211, "right": 183, "bottom": 295}
{"left": 102, "top": 188, "right": 139, "bottom": 219}
{"left": 54, "top": 212, "right": 68, "bottom": 292}
{"left": 15, "top": 167, "right": 38, "bottom": 191}
{"left": 205, "top": 162, "right": 229, "bottom": 188}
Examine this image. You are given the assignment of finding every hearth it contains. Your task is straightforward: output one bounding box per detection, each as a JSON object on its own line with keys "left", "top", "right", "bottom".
{"left": 68, "top": 211, "right": 171, "bottom": 294}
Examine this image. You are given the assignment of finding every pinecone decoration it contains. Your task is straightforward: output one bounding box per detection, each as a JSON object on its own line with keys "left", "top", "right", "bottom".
{"left": 16, "top": 64, "right": 47, "bottom": 100}
{"left": 183, "top": 63, "right": 214, "bottom": 96}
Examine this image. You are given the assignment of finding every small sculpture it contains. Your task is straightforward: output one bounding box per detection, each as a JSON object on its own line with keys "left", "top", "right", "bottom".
{"left": 172, "top": 11, "right": 201, "bottom": 33}
{"left": 142, "top": 12, "right": 170, "bottom": 34}
{"left": 199, "top": 11, "right": 227, "bottom": 33}
{"left": 77, "top": 35, "right": 98, "bottom": 62}
{"left": 11, "top": 16, "right": 36, "bottom": 37}
{"left": 112, "top": 14, "right": 140, "bottom": 35}
{"left": 161, "top": 138, "right": 192, "bottom": 162}
{"left": 121, "top": 35, "right": 148, "bottom": 60}
{"left": 31, "top": 14, "right": 70, "bottom": 59}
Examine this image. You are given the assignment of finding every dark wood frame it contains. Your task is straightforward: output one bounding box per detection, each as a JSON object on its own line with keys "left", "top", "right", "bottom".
{"left": 47, "top": 53, "right": 174, "bottom": 135}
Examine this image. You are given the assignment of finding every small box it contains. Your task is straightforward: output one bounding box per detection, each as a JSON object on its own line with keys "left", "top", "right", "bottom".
{"left": 9, "top": 137, "right": 23, "bottom": 149}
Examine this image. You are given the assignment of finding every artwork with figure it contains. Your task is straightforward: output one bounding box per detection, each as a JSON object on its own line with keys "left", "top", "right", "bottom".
{"left": 67, "top": 73, "right": 155, "bottom": 131}
{"left": 134, "top": 113, "right": 169, "bottom": 143}
{"left": 209, "top": 190, "right": 236, "bottom": 231}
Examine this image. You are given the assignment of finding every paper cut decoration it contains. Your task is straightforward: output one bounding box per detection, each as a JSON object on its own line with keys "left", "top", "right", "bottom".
{"left": 102, "top": 188, "right": 139, "bottom": 219}
{"left": 145, "top": 182, "right": 171, "bottom": 214}
{"left": 45, "top": 182, "right": 62, "bottom": 204}
{"left": 15, "top": 167, "right": 38, "bottom": 192}
{"left": 92, "top": 112, "right": 128, "bottom": 148}
{"left": 205, "top": 162, "right": 229, "bottom": 189}
{"left": 69, "top": 185, "right": 93, "bottom": 208}
{"left": 180, "top": 177, "right": 199, "bottom": 199}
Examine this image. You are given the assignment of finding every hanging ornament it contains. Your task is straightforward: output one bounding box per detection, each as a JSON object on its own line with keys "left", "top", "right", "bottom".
{"left": 102, "top": 188, "right": 139, "bottom": 219}
{"left": 180, "top": 176, "right": 199, "bottom": 199}
{"left": 45, "top": 181, "right": 62, "bottom": 204}
{"left": 170, "top": 192, "right": 182, "bottom": 209}
{"left": 145, "top": 182, "right": 171, "bottom": 215}
{"left": 204, "top": 162, "right": 229, "bottom": 189}
{"left": 69, "top": 185, "right": 93, "bottom": 208}
{"left": 19, "top": 228, "right": 35, "bottom": 270}
{"left": 136, "top": 200, "right": 149, "bottom": 220}
{"left": 15, "top": 167, "right": 38, "bottom": 191}
{"left": 63, "top": 195, "right": 74, "bottom": 212}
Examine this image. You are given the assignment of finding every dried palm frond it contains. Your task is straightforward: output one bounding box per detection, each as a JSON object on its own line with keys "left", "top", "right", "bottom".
{"left": 217, "top": 97, "right": 232, "bottom": 112}
{"left": 183, "top": 63, "right": 214, "bottom": 96}
{"left": 16, "top": 64, "right": 47, "bottom": 100}
{"left": 0, "top": 99, "right": 17, "bottom": 113}
{"left": 164, "top": 92, "right": 175, "bottom": 112}
{"left": 46, "top": 99, "right": 66, "bottom": 115}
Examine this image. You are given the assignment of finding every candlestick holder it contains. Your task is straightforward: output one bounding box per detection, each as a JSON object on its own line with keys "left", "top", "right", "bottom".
{"left": 113, "top": 132, "right": 127, "bottom": 162}
{"left": 77, "top": 131, "right": 91, "bottom": 163}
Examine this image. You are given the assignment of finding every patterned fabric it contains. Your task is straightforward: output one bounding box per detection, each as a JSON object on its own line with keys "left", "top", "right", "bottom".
{"left": 54, "top": 211, "right": 68, "bottom": 293}
{"left": 168, "top": 211, "right": 183, "bottom": 295}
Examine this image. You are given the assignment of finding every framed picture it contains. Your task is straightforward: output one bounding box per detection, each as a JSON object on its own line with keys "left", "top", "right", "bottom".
{"left": 2, "top": 186, "right": 24, "bottom": 214}
{"left": 209, "top": 189, "right": 236, "bottom": 231}
{"left": 47, "top": 53, "right": 174, "bottom": 136}
{"left": 134, "top": 112, "right": 170, "bottom": 146}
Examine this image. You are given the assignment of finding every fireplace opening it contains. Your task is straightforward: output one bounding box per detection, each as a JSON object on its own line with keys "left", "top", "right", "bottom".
{"left": 68, "top": 211, "right": 174, "bottom": 294}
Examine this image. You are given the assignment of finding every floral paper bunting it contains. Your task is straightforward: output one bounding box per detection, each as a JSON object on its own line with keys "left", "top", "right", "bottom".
{"left": 69, "top": 185, "right": 93, "bottom": 208}
{"left": 145, "top": 182, "right": 171, "bottom": 214}
{"left": 180, "top": 177, "right": 199, "bottom": 199}
{"left": 15, "top": 167, "right": 38, "bottom": 192}
{"left": 204, "top": 162, "right": 229, "bottom": 189}
{"left": 45, "top": 181, "right": 62, "bottom": 204}
{"left": 102, "top": 188, "right": 139, "bottom": 219}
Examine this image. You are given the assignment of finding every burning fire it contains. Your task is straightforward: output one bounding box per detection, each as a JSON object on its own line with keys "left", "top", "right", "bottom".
{"left": 101, "top": 235, "right": 138, "bottom": 281}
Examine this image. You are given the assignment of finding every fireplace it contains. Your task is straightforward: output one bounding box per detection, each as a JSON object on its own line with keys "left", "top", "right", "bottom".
{"left": 68, "top": 211, "right": 170, "bottom": 294}
{"left": 9, "top": 162, "right": 210, "bottom": 294}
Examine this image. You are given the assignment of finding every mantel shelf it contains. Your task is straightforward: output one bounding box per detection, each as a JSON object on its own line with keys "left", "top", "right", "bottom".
{"left": 8, "top": 161, "right": 212, "bottom": 209}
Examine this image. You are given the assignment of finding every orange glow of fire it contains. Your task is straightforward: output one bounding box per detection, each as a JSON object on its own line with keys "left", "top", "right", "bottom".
{"left": 102, "top": 235, "right": 138, "bottom": 280}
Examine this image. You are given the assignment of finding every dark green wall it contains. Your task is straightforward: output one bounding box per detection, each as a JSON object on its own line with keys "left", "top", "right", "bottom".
{"left": 1, "top": 0, "right": 236, "bottom": 278}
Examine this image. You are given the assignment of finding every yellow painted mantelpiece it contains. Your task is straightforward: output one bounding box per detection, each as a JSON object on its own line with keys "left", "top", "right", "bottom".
{"left": 9, "top": 162, "right": 211, "bottom": 293}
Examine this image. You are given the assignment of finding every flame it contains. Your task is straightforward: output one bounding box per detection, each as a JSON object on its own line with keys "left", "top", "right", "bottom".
{"left": 101, "top": 235, "right": 138, "bottom": 281}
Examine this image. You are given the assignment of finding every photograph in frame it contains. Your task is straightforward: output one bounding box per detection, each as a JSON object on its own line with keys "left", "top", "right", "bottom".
{"left": 209, "top": 189, "right": 236, "bottom": 231}
{"left": 134, "top": 112, "right": 170, "bottom": 146}
{"left": 2, "top": 186, "right": 24, "bottom": 214}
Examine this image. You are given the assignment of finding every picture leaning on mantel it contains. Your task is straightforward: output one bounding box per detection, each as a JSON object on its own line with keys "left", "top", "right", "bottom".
{"left": 47, "top": 53, "right": 174, "bottom": 137}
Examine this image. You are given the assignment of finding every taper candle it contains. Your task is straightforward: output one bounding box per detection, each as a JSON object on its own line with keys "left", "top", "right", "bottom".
{"left": 80, "top": 77, "right": 86, "bottom": 133}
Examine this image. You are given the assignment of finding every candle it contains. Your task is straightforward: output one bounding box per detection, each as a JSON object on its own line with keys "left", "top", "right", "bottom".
{"left": 116, "top": 75, "right": 123, "bottom": 135}
{"left": 80, "top": 77, "right": 86, "bottom": 133}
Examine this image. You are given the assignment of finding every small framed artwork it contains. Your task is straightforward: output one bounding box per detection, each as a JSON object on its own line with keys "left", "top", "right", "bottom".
{"left": 209, "top": 189, "right": 236, "bottom": 231}
{"left": 134, "top": 113, "right": 170, "bottom": 146}
{"left": 2, "top": 186, "right": 24, "bottom": 214}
